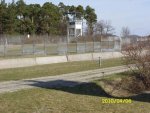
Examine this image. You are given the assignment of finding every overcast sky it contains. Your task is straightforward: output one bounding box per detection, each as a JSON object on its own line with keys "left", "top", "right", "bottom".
{"left": 5, "top": 0, "right": 150, "bottom": 36}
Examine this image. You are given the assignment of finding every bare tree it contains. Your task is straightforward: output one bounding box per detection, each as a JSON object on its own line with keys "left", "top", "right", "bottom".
{"left": 94, "top": 20, "right": 105, "bottom": 35}
{"left": 122, "top": 40, "right": 150, "bottom": 89}
{"left": 121, "top": 27, "right": 130, "bottom": 38}
{"left": 105, "top": 20, "right": 115, "bottom": 35}
{"left": 94, "top": 20, "right": 115, "bottom": 36}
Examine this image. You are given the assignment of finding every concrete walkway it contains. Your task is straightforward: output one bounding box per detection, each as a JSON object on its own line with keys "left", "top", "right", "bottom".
{"left": 0, "top": 66, "right": 129, "bottom": 94}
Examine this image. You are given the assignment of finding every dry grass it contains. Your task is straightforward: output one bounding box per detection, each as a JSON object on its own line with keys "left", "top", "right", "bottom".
{"left": 96, "top": 72, "right": 150, "bottom": 97}
{"left": 0, "top": 58, "right": 123, "bottom": 82}
{"left": 0, "top": 82, "right": 149, "bottom": 113}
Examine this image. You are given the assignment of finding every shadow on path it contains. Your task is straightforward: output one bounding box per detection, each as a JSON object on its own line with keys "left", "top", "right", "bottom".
{"left": 26, "top": 80, "right": 150, "bottom": 103}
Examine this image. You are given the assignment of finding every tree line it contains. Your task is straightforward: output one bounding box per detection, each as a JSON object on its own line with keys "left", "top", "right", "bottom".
{"left": 0, "top": 0, "right": 97, "bottom": 36}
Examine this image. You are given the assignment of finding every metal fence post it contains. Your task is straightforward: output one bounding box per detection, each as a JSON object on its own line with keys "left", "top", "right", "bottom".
{"left": 99, "top": 57, "right": 102, "bottom": 67}
{"left": 44, "top": 35, "right": 46, "bottom": 55}
{"left": 100, "top": 36, "right": 102, "bottom": 52}
{"left": 33, "top": 35, "right": 35, "bottom": 55}
{"left": 93, "top": 37, "right": 94, "bottom": 52}
{"left": 84, "top": 36, "right": 86, "bottom": 53}
{"left": 21, "top": 35, "right": 24, "bottom": 56}
{"left": 3, "top": 37, "right": 5, "bottom": 57}
{"left": 57, "top": 41, "right": 59, "bottom": 55}
{"left": 76, "top": 41, "right": 78, "bottom": 53}
{"left": 66, "top": 36, "right": 68, "bottom": 55}
{"left": 4, "top": 37, "right": 7, "bottom": 57}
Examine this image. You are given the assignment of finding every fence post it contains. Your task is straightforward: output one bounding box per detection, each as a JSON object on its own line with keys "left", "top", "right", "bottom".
{"left": 100, "top": 36, "right": 102, "bottom": 52}
{"left": 33, "top": 35, "right": 35, "bottom": 55}
{"left": 65, "top": 51, "right": 69, "bottom": 62}
{"left": 44, "top": 35, "right": 46, "bottom": 55}
{"left": 66, "top": 36, "right": 68, "bottom": 55}
{"left": 4, "top": 37, "right": 7, "bottom": 57}
{"left": 56, "top": 37, "right": 58, "bottom": 55}
{"left": 3, "top": 37, "right": 5, "bottom": 57}
{"left": 99, "top": 57, "right": 102, "bottom": 67}
{"left": 84, "top": 36, "right": 86, "bottom": 53}
{"left": 100, "top": 41, "right": 101, "bottom": 52}
{"left": 76, "top": 41, "right": 78, "bottom": 53}
{"left": 93, "top": 37, "right": 95, "bottom": 52}
{"left": 21, "top": 35, "right": 24, "bottom": 56}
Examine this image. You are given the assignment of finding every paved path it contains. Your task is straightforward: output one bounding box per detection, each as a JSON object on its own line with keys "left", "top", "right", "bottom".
{"left": 0, "top": 66, "right": 129, "bottom": 94}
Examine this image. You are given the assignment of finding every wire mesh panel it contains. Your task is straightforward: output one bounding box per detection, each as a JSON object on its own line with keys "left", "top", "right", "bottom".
{"left": 85, "top": 42, "right": 94, "bottom": 53}
{"left": 22, "top": 35, "right": 34, "bottom": 55}
{"left": 109, "top": 41, "right": 115, "bottom": 49}
{"left": 94, "top": 42, "right": 101, "bottom": 52}
{"left": 0, "top": 45, "right": 4, "bottom": 57}
{"left": 114, "top": 40, "right": 121, "bottom": 51}
{"left": 34, "top": 44, "right": 45, "bottom": 55}
{"left": 2, "top": 36, "right": 22, "bottom": 56}
{"left": 77, "top": 42, "right": 86, "bottom": 53}
{"left": 5, "top": 45, "right": 22, "bottom": 56}
{"left": 46, "top": 36, "right": 67, "bottom": 55}
{"left": 57, "top": 42, "right": 67, "bottom": 55}
{"left": 0, "top": 34, "right": 122, "bottom": 57}
{"left": 0, "top": 38, "right": 4, "bottom": 57}
{"left": 23, "top": 44, "right": 34, "bottom": 55}
{"left": 101, "top": 41, "right": 116, "bottom": 52}
{"left": 46, "top": 43, "right": 58, "bottom": 55}
{"left": 67, "top": 43, "right": 77, "bottom": 54}
{"left": 34, "top": 36, "right": 46, "bottom": 55}
{"left": 101, "top": 41, "right": 109, "bottom": 49}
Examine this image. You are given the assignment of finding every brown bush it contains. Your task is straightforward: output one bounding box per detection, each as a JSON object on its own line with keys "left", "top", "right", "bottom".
{"left": 122, "top": 39, "right": 150, "bottom": 89}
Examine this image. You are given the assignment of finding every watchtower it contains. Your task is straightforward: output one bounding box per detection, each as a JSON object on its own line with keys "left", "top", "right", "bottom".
{"left": 65, "top": 12, "right": 83, "bottom": 42}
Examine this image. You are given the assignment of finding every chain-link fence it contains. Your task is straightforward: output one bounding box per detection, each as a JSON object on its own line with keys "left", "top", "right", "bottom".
{"left": 0, "top": 34, "right": 121, "bottom": 58}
